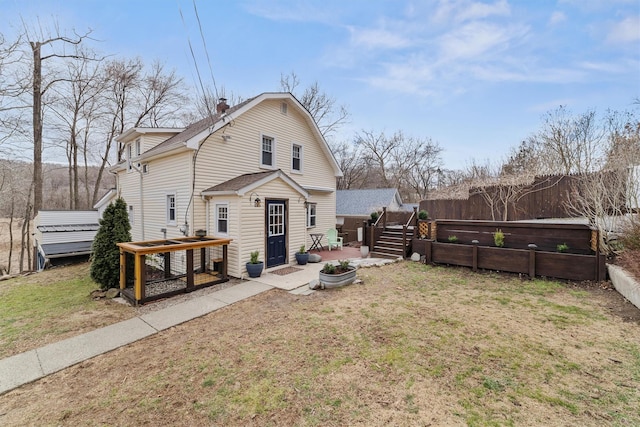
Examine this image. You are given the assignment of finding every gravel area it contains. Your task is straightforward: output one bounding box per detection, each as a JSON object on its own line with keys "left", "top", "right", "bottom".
{"left": 132, "top": 277, "right": 242, "bottom": 315}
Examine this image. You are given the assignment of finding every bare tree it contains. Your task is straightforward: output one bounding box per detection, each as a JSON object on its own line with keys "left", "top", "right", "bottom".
{"left": 396, "top": 136, "right": 443, "bottom": 202}
{"left": 48, "top": 45, "right": 105, "bottom": 209}
{"left": 18, "top": 21, "right": 96, "bottom": 214}
{"left": 280, "top": 71, "right": 349, "bottom": 138}
{"left": 355, "top": 129, "right": 402, "bottom": 188}
{"left": 0, "top": 32, "right": 30, "bottom": 159}
{"left": 530, "top": 106, "right": 607, "bottom": 175}
{"left": 330, "top": 141, "right": 367, "bottom": 189}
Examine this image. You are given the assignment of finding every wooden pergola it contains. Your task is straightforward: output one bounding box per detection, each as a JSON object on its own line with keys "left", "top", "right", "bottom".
{"left": 117, "top": 236, "right": 232, "bottom": 305}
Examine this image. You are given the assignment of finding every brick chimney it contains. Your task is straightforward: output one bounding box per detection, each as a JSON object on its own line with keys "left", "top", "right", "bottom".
{"left": 216, "top": 98, "right": 229, "bottom": 114}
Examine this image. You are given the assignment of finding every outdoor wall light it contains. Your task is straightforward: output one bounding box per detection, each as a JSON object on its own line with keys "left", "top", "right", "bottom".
{"left": 249, "top": 192, "right": 261, "bottom": 207}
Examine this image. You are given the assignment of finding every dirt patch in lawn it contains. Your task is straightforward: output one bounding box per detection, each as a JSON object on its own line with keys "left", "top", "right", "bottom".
{"left": 1, "top": 262, "right": 639, "bottom": 426}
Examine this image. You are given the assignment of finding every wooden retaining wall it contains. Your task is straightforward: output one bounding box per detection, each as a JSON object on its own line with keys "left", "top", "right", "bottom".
{"left": 410, "top": 220, "right": 606, "bottom": 282}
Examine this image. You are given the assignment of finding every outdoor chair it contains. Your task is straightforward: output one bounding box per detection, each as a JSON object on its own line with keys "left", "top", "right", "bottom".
{"left": 326, "top": 228, "right": 343, "bottom": 251}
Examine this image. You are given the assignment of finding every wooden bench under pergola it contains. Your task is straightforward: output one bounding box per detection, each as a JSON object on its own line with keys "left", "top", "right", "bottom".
{"left": 117, "top": 236, "right": 232, "bottom": 305}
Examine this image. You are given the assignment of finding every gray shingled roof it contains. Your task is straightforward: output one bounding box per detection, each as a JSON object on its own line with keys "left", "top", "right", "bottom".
{"left": 202, "top": 170, "right": 277, "bottom": 193}
{"left": 336, "top": 188, "right": 403, "bottom": 216}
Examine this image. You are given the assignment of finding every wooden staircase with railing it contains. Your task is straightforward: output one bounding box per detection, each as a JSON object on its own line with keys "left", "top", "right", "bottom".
{"left": 370, "top": 226, "right": 415, "bottom": 259}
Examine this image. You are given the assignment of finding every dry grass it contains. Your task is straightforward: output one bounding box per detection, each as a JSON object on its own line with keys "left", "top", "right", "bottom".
{"left": 1, "top": 262, "right": 638, "bottom": 426}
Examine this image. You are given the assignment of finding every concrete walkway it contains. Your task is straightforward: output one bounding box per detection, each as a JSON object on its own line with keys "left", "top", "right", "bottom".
{"left": 0, "top": 253, "right": 396, "bottom": 396}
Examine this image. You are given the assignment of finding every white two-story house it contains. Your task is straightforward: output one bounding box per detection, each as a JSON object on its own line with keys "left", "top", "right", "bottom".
{"left": 111, "top": 92, "right": 342, "bottom": 278}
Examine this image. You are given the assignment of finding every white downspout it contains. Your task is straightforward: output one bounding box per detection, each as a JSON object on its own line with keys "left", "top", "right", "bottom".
{"left": 203, "top": 195, "right": 210, "bottom": 234}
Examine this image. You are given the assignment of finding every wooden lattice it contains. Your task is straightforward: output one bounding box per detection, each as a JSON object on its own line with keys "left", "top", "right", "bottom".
{"left": 418, "top": 221, "right": 429, "bottom": 238}
{"left": 590, "top": 230, "right": 598, "bottom": 252}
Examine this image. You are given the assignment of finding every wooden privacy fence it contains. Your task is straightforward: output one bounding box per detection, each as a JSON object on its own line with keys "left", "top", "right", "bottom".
{"left": 411, "top": 220, "right": 606, "bottom": 282}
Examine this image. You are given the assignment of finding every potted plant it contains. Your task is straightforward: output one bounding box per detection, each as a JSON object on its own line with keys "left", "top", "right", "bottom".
{"left": 494, "top": 229, "right": 505, "bottom": 247}
{"left": 245, "top": 250, "right": 264, "bottom": 278}
{"left": 557, "top": 243, "right": 569, "bottom": 253}
{"left": 368, "top": 211, "right": 379, "bottom": 225}
{"left": 319, "top": 260, "right": 357, "bottom": 288}
{"left": 295, "top": 245, "right": 309, "bottom": 265}
{"left": 447, "top": 235, "right": 458, "bottom": 243}
{"left": 418, "top": 210, "right": 428, "bottom": 220}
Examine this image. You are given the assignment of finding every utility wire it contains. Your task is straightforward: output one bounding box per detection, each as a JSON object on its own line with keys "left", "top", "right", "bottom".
{"left": 177, "top": 0, "right": 214, "bottom": 122}
{"left": 193, "top": 0, "right": 219, "bottom": 103}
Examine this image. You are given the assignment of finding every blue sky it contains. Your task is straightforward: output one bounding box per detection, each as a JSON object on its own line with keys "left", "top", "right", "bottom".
{"left": 3, "top": 0, "right": 639, "bottom": 169}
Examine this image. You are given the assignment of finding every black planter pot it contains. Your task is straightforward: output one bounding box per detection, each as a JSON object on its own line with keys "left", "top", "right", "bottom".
{"left": 295, "top": 252, "right": 309, "bottom": 265}
{"left": 246, "top": 262, "right": 264, "bottom": 278}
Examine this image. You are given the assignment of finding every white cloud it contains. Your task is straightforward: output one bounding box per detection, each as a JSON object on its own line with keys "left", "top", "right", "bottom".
{"left": 438, "top": 22, "right": 527, "bottom": 61}
{"left": 548, "top": 11, "right": 566, "bottom": 26}
{"left": 347, "top": 26, "right": 412, "bottom": 50}
{"left": 606, "top": 15, "right": 640, "bottom": 44}
{"left": 432, "top": 0, "right": 510, "bottom": 25}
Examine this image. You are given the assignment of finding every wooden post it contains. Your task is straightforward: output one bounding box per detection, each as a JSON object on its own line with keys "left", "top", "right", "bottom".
{"left": 135, "top": 253, "right": 144, "bottom": 302}
{"left": 119, "top": 250, "right": 126, "bottom": 290}
{"left": 200, "top": 247, "right": 206, "bottom": 272}
{"left": 164, "top": 251, "right": 171, "bottom": 278}
{"left": 402, "top": 225, "right": 408, "bottom": 259}
{"left": 425, "top": 240, "right": 432, "bottom": 264}
{"left": 222, "top": 244, "right": 228, "bottom": 279}
{"left": 369, "top": 225, "right": 375, "bottom": 252}
{"left": 186, "top": 249, "right": 194, "bottom": 290}
{"left": 382, "top": 206, "right": 387, "bottom": 229}
{"left": 413, "top": 206, "right": 418, "bottom": 228}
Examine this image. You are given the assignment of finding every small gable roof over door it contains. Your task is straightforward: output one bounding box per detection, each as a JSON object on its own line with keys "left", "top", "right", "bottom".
{"left": 201, "top": 169, "right": 308, "bottom": 198}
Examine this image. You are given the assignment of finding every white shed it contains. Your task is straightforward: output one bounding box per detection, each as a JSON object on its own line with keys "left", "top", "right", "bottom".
{"left": 34, "top": 210, "right": 100, "bottom": 270}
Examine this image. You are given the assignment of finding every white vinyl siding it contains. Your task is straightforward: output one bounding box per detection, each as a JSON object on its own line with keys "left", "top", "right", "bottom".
{"left": 119, "top": 97, "right": 338, "bottom": 275}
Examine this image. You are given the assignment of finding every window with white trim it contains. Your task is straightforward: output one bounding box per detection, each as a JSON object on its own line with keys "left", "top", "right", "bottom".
{"left": 166, "top": 194, "right": 176, "bottom": 225}
{"left": 135, "top": 138, "right": 141, "bottom": 156}
{"left": 216, "top": 203, "right": 228, "bottom": 235}
{"left": 261, "top": 135, "right": 274, "bottom": 167}
{"left": 292, "top": 143, "right": 302, "bottom": 172}
{"left": 306, "top": 203, "right": 317, "bottom": 228}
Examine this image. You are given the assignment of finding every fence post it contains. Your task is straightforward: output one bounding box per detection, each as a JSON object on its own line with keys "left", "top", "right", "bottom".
{"left": 425, "top": 240, "right": 432, "bottom": 264}
{"left": 402, "top": 225, "right": 408, "bottom": 259}
{"left": 413, "top": 206, "right": 418, "bottom": 228}
{"left": 382, "top": 206, "right": 387, "bottom": 229}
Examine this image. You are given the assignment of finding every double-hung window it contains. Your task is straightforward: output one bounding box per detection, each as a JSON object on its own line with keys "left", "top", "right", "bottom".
{"left": 216, "top": 203, "right": 228, "bottom": 235}
{"left": 306, "top": 203, "right": 317, "bottom": 228}
{"left": 262, "top": 135, "right": 274, "bottom": 167}
{"left": 127, "top": 144, "right": 133, "bottom": 171}
{"left": 292, "top": 144, "right": 302, "bottom": 172}
{"left": 167, "top": 194, "right": 176, "bottom": 225}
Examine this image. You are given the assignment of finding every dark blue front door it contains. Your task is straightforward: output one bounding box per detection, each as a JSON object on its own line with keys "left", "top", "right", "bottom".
{"left": 266, "top": 200, "right": 286, "bottom": 268}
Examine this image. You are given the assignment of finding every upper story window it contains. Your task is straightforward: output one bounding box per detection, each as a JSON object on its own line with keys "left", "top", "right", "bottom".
{"left": 281, "top": 102, "right": 288, "bottom": 115}
{"left": 135, "top": 138, "right": 141, "bottom": 156}
{"left": 128, "top": 205, "right": 134, "bottom": 226}
{"left": 292, "top": 143, "right": 302, "bottom": 172}
{"left": 126, "top": 144, "right": 133, "bottom": 171}
{"left": 167, "top": 194, "right": 176, "bottom": 225}
{"left": 262, "top": 135, "right": 274, "bottom": 167}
